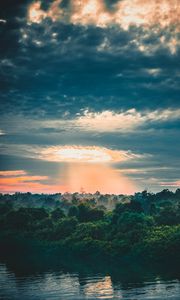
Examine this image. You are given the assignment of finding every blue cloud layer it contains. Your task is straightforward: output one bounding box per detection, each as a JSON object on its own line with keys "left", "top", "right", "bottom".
{"left": 0, "top": 0, "right": 179, "bottom": 192}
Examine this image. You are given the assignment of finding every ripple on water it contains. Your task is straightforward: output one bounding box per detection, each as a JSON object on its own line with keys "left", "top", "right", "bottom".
{"left": 0, "top": 263, "right": 180, "bottom": 299}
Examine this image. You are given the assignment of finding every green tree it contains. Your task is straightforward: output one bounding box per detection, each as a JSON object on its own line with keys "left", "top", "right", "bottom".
{"left": 51, "top": 208, "right": 65, "bottom": 221}
{"left": 52, "top": 217, "right": 78, "bottom": 240}
{"left": 78, "top": 203, "right": 104, "bottom": 222}
{"left": 68, "top": 205, "right": 79, "bottom": 218}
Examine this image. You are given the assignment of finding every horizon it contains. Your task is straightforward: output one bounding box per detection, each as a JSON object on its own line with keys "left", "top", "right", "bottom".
{"left": 1, "top": 188, "right": 179, "bottom": 197}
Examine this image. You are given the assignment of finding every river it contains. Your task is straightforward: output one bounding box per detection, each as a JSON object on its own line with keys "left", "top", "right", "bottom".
{"left": 0, "top": 255, "right": 180, "bottom": 299}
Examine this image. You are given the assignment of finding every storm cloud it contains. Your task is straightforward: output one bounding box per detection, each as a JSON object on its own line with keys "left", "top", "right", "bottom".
{"left": 0, "top": 0, "right": 179, "bottom": 193}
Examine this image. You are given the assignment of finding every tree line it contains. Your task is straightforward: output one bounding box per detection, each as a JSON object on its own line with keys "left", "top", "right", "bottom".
{"left": 0, "top": 189, "right": 180, "bottom": 262}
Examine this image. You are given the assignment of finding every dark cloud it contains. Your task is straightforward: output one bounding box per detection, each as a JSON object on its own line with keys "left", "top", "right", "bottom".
{"left": 0, "top": 0, "right": 179, "bottom": 192}
{"left": 1, "top": 18, "right": 180, "bottom": 116}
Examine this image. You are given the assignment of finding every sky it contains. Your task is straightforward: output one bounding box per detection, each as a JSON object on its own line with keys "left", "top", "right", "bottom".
{"left": 0, "top": 0, "right": 180, "bottom": 194}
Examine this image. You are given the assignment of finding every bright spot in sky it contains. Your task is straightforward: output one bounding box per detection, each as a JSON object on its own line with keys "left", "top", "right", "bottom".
{"left": 40, "top": 145, "right": 140, "bottom": 163}
{"left": 38, "top": 145, "right": 140, "bottom": 194}
{"left": 57, "top": 147, "right": 111, "bottom": 163}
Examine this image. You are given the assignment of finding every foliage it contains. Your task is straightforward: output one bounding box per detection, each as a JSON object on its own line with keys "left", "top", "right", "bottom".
{"left": 0, "top": 189, "right": 180, "bottom": 262}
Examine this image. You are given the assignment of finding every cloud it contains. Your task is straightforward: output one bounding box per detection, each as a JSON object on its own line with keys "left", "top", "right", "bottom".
{"left": 0, "top": 175, "right": 48, "bottom": 184}
{"left": 114, "top": 0, "right": 180, "bottom": 31}
{"left": 28, "top": 1, "right": 47, "bottom": 24}
{"left": 0, "top": 169, "right": 66, "bottom": 194}
{"left": 1, "top": 108, "right": 179, "bottom": 137}
{"left": 74, "top": 108, "right": 180, "bottom": 132}
{"left": 144, "top": 68, "right": 162, "bottom": 76}
{"left": 1, "top": 0, "right": 179, "bottom": 194}
{"left": 39, "top": 145, "right": 141, "bottom": 163}
{"left": 27, "top": 0, "right": 180, "bottom": 31}
{"left": 0, "top": 19, "right": 7, "bottom": 24}
{"left": 0, "top": 170, "right": 48, "bottom": 182}
{"left": 0, "top": 170, "right": 26, "bottom": 176}
{"left": 159, "top": 180, "right": 180, "bottom": 187}
{"left": 119, "top": 166, "right": 172, "bottom": 175}
{"left": 27, "top": 0, "right": 112, "bottom": 26}
{"left": 0, "top": 130, "right": 5, "bottom": 135}
{"left": 0, "top": 179, "right": 64, "bottom": 194}
{"left": 0, "top": 141, "right": 145, "bottom": 166}
{"left": 26, "top": 0, "right": 180, "bottom": 55}
{"left": 76, "top": 109, "right": 141, "bottom": 132}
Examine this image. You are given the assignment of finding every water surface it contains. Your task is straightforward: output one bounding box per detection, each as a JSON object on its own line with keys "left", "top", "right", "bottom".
{"left": 0, "top": 256, "right": 179, "bottom": 299}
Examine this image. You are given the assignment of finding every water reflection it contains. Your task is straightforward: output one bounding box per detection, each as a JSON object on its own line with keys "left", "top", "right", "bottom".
{"left": 0, "top": 256, "right": 180, "bottom": 299}
{"left": 83, "top": 276, "right": 114, "bottom": 299}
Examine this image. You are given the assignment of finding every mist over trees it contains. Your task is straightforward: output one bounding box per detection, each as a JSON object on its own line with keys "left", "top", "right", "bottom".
{"left": 0, "top": 189, "right": 180, "bottom": 262}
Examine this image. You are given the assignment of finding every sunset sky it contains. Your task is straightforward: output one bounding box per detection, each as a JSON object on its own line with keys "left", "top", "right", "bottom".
{"left": 0, "top": 0, "right": 180, "bottom": 194}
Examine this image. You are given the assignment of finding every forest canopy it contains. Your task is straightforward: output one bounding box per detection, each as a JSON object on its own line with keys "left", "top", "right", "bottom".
{"left": 0, "top": 189, "right": 180, "bottom": 262}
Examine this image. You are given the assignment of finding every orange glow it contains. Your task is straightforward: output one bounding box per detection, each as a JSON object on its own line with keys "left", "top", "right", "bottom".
{"left": 0, "top": 166, "right": 137, "bottom": 194}
{"left": 71, "top": 0, "right": 112, "bottom": 27}
{"left": 0, "top": 181, "right": 64, "bottom": 194}
{"left": 114, "top": 0, "right": 180, "bottom": 30}
{"left": 28, "top": 0, "right": 63, "bottom": 23}
{"left": 28, "top": 1, "right": 46, "bottom": 23}
{"left": 0, "top": 171, "right": 67, "bottom": 194}
{"left": 62, "top": 163, "right": 138, "bottom": 194}
{"left": 0, "top": 164, "right": 138, "bottom": 194}
{"left": 84, "top": 276, "right": 113, "bottom": 298}
{"left": 0, "top": 144, "right": 139, "bottom": 196}
{"left": 0, "top": 170, "right": 26, "bottom": 176}
{"left": 27, "top": 0, "right": 180, "bottom": 31}
{"left": 0, "top": 176, "right": 48, "bottom": 184}
{"left": 0, "top": 142, "right": 140, "bottom": 194}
